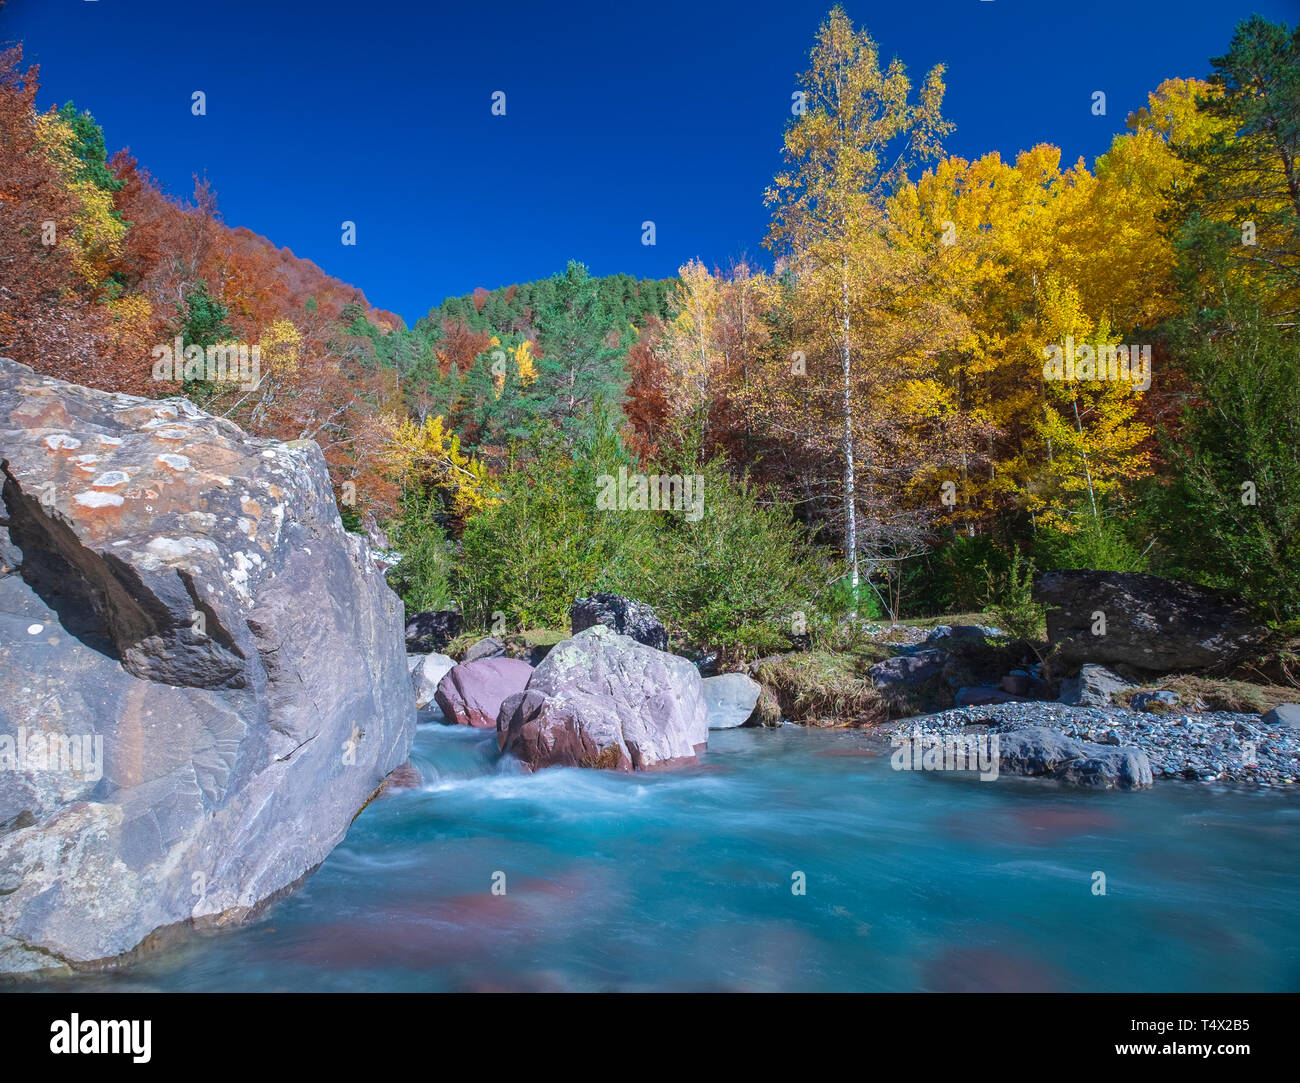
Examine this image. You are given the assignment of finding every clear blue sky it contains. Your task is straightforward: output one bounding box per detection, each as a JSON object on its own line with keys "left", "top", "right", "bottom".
{"left": 7, "top": 0, "right": 1297, "bottom": 324}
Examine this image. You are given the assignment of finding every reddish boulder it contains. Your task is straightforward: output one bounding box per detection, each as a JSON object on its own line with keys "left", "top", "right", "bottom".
{"left": 434, "top": 657, "right": 533, "bottom": 728}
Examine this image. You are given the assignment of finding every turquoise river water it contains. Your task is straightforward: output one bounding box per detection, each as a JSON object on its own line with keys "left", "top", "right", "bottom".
{"left": 25, "top": 721, "right": 1300, "bottom": 992}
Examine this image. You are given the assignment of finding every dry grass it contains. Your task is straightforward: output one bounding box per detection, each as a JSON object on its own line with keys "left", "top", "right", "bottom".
{"left": 1116, "top": 674, "right": 1297, "bottom": 715}
{"left": 751, "top": 651, "right": 886, "bottom": 727}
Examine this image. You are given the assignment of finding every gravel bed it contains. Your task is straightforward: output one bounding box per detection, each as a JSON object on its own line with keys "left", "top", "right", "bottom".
{"left": 878, "top": 701, "right": 1300, "bottom": 787}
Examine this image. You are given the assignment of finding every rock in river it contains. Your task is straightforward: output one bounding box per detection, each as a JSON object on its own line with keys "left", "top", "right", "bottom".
{"left": 702, "top": 672, "right": 763, "bottom": 728}
{"left": 0, "top": 358, "right": 415, "bottom": 975}
{"left": 499, "top": 626, "right": 706, "bottom": 770}
{"left": 410, "top": 651, "right": 456, "bottom": 710}
{"left": 434, "top": 656, "right": 533, "bottom": 728}
{"left": 997, "top": 727, "right": 1153, "bottom": 790}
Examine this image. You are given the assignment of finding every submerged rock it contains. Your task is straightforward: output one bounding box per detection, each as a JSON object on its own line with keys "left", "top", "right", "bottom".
{"left": 500, "top": 626, "right": 706, "bottom": 770}
{"left": 435, "top": 656, "right": 533, "bottom": 728}
{"left": 0, "top": 358, "right": 414, "bottom": 975}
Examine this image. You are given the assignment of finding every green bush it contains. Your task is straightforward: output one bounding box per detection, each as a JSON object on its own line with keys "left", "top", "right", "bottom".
{"left": 385, "top": 495, "right": 456, "bottom": 613}
{"left": 648, "top": 459, "right": 825, "bottom": 658}
{"left": 456, "top": 428, "right": 659, "bottom": 629}
{"left": 1035, "top": 506, "right": 1151, "bottom": 573}
{"left": 1147, "top": 308, "right": 1300, "bottom": 622}
{"left": 444, "top": 426, "right": 823, "bottom": 657}
{"left": 901, "top": 533, "right": 1014, "bottom": 616}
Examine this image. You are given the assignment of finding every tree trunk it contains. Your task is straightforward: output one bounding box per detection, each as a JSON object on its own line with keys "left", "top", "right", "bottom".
{"left": 841, "top": 252, "right": 859, "bottom": 602}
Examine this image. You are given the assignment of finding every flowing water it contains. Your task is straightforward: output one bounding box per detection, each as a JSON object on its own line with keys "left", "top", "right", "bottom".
{"left": 26, "top": 721, "right": 1300, "bottom": 992}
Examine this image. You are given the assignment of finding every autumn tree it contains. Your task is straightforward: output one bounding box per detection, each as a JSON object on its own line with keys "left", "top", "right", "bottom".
{"left": 765, "top": 6, "right": 955, "bottom": 603}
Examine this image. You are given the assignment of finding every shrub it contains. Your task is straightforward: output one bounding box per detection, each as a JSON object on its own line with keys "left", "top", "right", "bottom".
{"left": 1035, "top": 507, "right": 1151, "bottom": 573}
{"left": 649, "top": 459, "right": 825, "bottom": 659}
{"left": 385, "top": 494, "right": 456, "bottom": 612}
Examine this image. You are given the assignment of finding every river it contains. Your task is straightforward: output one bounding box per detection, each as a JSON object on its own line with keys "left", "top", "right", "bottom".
{"left": 28, "top": 721, "right": 1300, "bottom": 992}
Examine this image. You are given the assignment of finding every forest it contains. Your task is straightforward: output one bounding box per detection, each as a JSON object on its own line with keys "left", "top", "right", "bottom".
{"left": 2, "top": 8, "right": 1297, "bottom": 662}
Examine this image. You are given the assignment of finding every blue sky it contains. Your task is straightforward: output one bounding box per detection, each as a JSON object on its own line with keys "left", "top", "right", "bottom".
{"left": 7, "top": 0, "right": 1297, "bottom": 323}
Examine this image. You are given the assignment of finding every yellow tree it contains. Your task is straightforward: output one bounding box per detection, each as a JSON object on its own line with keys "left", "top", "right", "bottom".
{"left": 765, "top": 5, "right": 952, "bottom": 597}
{"left": 32, "top": 108, "right": 124, "bottom": 290}
{"left": 657, "top": 259, "right": 722, "bottom": 433}
{"left": 383, "top": 414, "right": 498, "bottom": 527}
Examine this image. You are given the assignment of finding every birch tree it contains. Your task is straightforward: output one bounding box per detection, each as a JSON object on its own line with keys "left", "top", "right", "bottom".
{"left": 765, "top": 6, "right": 952, "bottom": 601}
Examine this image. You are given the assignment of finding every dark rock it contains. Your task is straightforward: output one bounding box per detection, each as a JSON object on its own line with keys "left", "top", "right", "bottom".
{"left": 570, "top": 593, "right": 668, "bottom": 652}
{"left": 869, "top": 649, "right": 948, "bottom": 689}
{"left": 405, "top": 609, "right": 462, "bottom": 653}
{"left": 499, "top": 626, "right": 706, "bottom": 770}
{"left": 996, "top": 726, "right": 1153, "bottom": 790}
{"left": 868, "top": 649, "right": 953, "bottom": 714}
{"left": 434, "top": 657, "right": 533, "bottom": 729}
{"left": 1057, "top": 663, "right": 1131, "bottom": 708}
{"left": 0, "top": 358, "right": 414, "bottom": 975}
{"left": 463, "top": 635, "right": 506, "bottom": 663}
{"left": 1131, "top": 690, "right": 1181, "bottom": 713}
{"left": 1034, "top": 570, "right": 1267, "bottom": 673}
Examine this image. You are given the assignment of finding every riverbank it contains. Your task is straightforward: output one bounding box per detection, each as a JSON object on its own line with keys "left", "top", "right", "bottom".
{"left": 880, "top": 703, "right": 1300, "bottom": 787}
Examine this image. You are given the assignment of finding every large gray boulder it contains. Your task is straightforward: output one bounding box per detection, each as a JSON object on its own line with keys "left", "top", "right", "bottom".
{"left": 997, "top": 727, "right": 1153, "bottom": 790}
{"left": 1057, "top": 664, "right": 1132, "bottom": 708}
{"left": 434, "top": 656, "right": 533, "bottom": 728}
{"left": 499, "top": 626, "right": 706, "bottom": 770}
{"left": 570, "top": 593, "right": 668, "bottom": 652}
{"left": 0, "top": 358, "right": 415, "bottom": 975}
{"left": 1034, "top": 571, "right": 1267, "bottom": 673}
